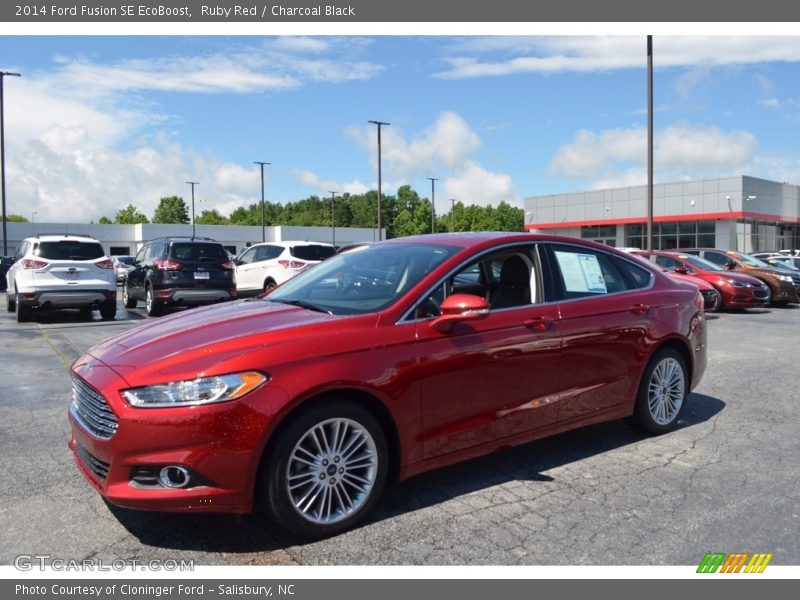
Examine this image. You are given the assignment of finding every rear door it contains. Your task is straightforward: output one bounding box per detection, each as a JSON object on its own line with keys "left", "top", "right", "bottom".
{"left": 542, "top": 243, "right": 657, "bottom": 422}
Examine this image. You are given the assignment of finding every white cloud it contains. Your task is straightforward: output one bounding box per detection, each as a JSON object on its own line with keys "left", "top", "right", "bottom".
{"left": 346, "top": 111, "right": 482, "bottom": 177}
{"left": 1, "top": 38, "right": 386, "bottom": 223}
{"left": 436, "top": 36, "right": 800, "bottom": 79}
{"left": 548, "top": 123, "right": 758, "bottom": 188}
{"left": 443, "top": 162, "right": 518, "bottom": 207}
{"left": 293, "top": 169, "right": 370, "bottom": 196}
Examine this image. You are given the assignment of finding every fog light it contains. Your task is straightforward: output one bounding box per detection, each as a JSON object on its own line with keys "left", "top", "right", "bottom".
{"left": 158, "top": 466, "right": 191, "bottom": 488}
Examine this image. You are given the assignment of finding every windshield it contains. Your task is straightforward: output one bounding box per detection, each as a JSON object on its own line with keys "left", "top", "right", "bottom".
{"left": 681, "top": 255, "right": 723, "bottom": 272}
{"left": 734, "top": 252, "right": 770, "bottom": 268}
{"left": 266, "top": 242, "right": 460, "bottom": 315}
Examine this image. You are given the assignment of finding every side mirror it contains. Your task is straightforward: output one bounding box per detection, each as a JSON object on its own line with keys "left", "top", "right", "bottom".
{"left": 430, "top": 293, "right": 491, "bottom": 333}
{"left": 674, "top": 266, "right": 688, "bottom": 275}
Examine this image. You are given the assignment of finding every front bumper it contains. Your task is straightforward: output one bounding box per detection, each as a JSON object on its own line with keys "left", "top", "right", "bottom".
{"left": 67, "top": 359, "right": 271, "bottom": 514}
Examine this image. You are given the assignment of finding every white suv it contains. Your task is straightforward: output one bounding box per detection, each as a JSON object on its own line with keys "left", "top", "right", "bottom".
{"left": 235, "top": 241, "right": 336, "bottom": 295}
{"left": 5, "top": 234, "right": 117, "bottom": 322}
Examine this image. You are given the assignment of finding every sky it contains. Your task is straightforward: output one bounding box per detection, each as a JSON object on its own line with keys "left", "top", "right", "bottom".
{"left": 2, "top": 35, "right": 800, "bottom": 223}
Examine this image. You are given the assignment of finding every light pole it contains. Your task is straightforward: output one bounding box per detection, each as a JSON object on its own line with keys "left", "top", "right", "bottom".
{"left": 254, "top": 161, "right": 270, "bottom": 243}
{"left": 31, "top": 211, "right": 36, "bottom": 223}
{"left": 426, "top": 177, "right": 438, "bottom": 234}
{"left": 1, "top": 71, "right": 21, "bottom": 257}
{"left": 186, "top": 181, "right": 198, "bottom": 239}
{"left": 329, "top": 191, "right": 338, "bottom": 247}
{"left": 368, "top": 120, "right": 389, "bottom": 241}
{"left": 449, "top": 198, "right": 457, "bottom": 232}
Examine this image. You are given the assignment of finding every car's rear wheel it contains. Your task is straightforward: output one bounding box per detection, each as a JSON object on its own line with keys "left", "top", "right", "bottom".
{"left": 122, "top": 282, "right": 137, "bottom": 308}
{"left": 259, "top": 400, "right": 389, "bottom": 539}
{"left": 145, "top": 286, "right": 161, "bottom": 317}
{"left": 263, "top": 279, "right": 277, "bottom": 293}
{"left": 99, "top": 298, "right": 116, "bottom": 321}
{"left": 629, "top": 348, "right": 688, "bottom": 435}
{"left": 6, "top": 292, "right": 14, "bottom": 312}
{"left": 15, "top": 291, "right": 31, "bottom": 323}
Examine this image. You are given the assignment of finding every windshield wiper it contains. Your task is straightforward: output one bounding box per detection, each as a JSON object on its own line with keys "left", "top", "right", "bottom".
{"left": 270, "top": 298, "right": 332, "bottom": 314}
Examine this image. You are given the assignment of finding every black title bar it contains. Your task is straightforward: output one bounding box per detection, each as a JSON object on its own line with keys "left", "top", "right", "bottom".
{"left": 3, "top": 0, "right": 800, "bottom": 22}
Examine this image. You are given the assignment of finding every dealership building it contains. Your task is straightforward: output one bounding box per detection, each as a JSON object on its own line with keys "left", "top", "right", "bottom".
{"left": 524, "top": 175, "right": 800, "bottom": 253}
{"left": 0, "top": 222, "right": 379, "bottom": 258}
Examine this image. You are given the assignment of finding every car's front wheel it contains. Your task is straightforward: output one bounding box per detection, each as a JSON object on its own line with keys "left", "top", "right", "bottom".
{"left": 629, "top": 348, "right": 688, "bottom": 435}
{"left": 259, "top": 400, "right": 389, "bottom": 539}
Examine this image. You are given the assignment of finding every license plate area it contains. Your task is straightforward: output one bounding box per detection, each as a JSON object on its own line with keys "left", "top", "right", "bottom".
{"left": 194, "top": 271, "right": 210, "bottom": 280}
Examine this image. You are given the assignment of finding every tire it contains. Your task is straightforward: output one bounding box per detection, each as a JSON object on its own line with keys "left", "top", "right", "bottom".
{"left": 629, "top": 348, "right": 688, "bottom": 435}
{"left": 258, "top": 400, "right": 389, "bottom": 539}
{"left": 122, "top": 282, "right": 137, "bottom": 309}
{"left": 15, "top": 291, "right": 31, "bottom": 323}
{"left": 145, "top": 286, "right": 161, "bottom": 317}
{"left": 99, "top": 298, "right": 116, "bottom": 321}
{"left": 764, "top": 284, "right": 773, "bottom": 306}
{"left": 708, "top": 290, "right": 722, "bottom": 312}
{"left": 6, "top": 292, "right": 14, "bottom": 312}
{"left": 263, "top": 279, "right": 277, "bottom": 293}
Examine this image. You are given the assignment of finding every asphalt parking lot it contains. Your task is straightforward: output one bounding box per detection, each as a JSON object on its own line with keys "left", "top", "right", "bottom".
{"left": 1, "top": 296, "right": 798, "bottom": 566}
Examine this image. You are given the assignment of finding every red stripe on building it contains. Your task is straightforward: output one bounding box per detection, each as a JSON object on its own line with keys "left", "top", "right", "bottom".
{"left": 525, "top": 211, "right": 800, "bottom": 230}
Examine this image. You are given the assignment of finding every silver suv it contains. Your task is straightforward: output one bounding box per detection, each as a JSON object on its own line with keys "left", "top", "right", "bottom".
{"left": 5, "top": 234, "right": 117, "bottom": 322}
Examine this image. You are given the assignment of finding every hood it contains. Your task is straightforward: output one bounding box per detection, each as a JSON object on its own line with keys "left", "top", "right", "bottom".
{"left": 713, "top": 270, "right": 766, "bottom": 286}
{"left": 86, "top": 299, "right": 370, "bottom": 385}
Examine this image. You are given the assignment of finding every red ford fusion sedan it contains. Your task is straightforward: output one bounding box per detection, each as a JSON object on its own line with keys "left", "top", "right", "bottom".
{"left": 68, "top": 233, "right": 707, "bottom": 538}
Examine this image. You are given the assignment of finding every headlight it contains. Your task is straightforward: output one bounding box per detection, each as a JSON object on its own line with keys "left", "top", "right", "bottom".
{"left": 122, "top": 371, "right": 267, "bottom": 408}
{"left": 722, "top": 278, "right": 750, "bottom": 288}
{"left": 781, "top": 275, "right": 793, "bottom": 283}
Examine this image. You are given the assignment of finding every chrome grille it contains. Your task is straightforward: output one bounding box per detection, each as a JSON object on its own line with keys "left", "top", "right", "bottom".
{"left": 753, "top": 286, "right": 769, "bottom": 300}
{"left": 71, "top": 376, "right": 118, "bottom": 439}
{"left": 75, "top": 443, "right": 110, "bottom": 480}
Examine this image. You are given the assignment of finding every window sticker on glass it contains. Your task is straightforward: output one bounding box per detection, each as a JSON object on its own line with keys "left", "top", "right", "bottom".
{"left": 555, "top": 251, "right": 608, "bottom": 294}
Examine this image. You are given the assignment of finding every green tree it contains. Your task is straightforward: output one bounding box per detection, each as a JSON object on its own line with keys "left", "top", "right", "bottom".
{"left": 3, "top": 214, "right": 28, "bottom": 222}
{"left": 98, "top": 216, "right": 112, "bottom": 224}
{"left": 195, "top": 209, "right": 229, "bottom": 225}
{"left": 153, "top": 196, "right": 189, "bottom": 224}
{"left": 115, "top": 204, "right": 149, "bottom": 224}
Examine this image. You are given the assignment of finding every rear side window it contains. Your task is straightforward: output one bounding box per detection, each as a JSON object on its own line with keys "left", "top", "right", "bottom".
{"left": 169, "top": 243, "right": 227, "bottom": 261}
{"left": 548, "top": 244, "right": 649, "bottom": 300}
{"left": 291, "top": 245, "right": 336, "bottom": 261}
{"left": 36, "top": 241, "right": 104, "bottom": 260}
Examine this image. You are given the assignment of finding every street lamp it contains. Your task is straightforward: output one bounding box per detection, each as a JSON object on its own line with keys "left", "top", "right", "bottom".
{"left": 329, "top": 191, "right": 338, "bottom": 247}
{"left": 449, "top": 198, "right": 457, "bottom": 232}
{"left": 426, "top": 177, "right": 438, "bottom": 234}
{"left": 31, "top": 211, "right": 36, "bottom": 223}
{"left": 1, "top": 70, "right": 22, "bottom": 257}
{"left": 186, "top": 181, "right": 199, "bottom": 239}
{"left": 254, "top": 161, "right": 270, "bottom": 243}
{"left": 368, "top": 120, "right": 390, "bottom": 241}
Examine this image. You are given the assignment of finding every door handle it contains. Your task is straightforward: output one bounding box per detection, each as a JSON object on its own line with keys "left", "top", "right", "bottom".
{"left": 524, "top": 317, "right": 553, "bottom": 331}
{"left": 630, "top": 304, "right": 650, "bottom": 316}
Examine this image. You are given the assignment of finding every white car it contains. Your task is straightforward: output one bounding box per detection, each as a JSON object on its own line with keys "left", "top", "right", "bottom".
{"left": 5, "top": 234, "right": 117, "bottom": 322}
{"left": 112, "top": 255, "right": 135, "bottom": 284}
{"left": 235, "top": 241, "right": 336, "bottom": 295}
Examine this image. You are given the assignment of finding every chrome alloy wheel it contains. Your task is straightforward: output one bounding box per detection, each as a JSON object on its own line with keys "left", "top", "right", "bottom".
{"left": 286, "top": 418, "right": 378, "bottom": 525}
{"left": 647, "top": 357, "right": 686, "bottom": 426}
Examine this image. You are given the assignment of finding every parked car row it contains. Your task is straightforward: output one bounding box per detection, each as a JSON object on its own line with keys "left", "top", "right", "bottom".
{"left": 633, "top": 247, "right": 800, "bottom": 311}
